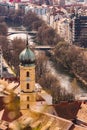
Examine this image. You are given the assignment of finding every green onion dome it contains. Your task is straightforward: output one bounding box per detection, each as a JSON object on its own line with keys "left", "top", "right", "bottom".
{"left": 19, "top": 48, "right": 35, "bottom": 66}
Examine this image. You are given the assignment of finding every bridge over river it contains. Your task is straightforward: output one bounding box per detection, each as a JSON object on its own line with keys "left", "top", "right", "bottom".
{"left": 34, "top": 46, "right": 54, "bottom": 50}
{"left": 7, "top": 29, "right": 54, "bottom": 51}
{"left": 7, "top": 31, "right": 37, "bottom": 36}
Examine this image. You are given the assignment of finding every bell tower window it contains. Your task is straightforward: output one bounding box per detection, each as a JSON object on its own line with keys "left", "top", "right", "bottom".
{"left": 26, "top": 71, "right": 29, "bottom": 77}
{"left": 27, "top": 96, "right": 29, "bottom": 101}
{"left": 27, "top": 104, "right": 29, "bottom": 109}
{"left": 26, "top": 83, "right": 29, "bottom": 89}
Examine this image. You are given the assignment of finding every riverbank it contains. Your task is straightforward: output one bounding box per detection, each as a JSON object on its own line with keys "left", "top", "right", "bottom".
{"left": 45, "top": 52, "right": 87, "bottom": 100}
{"left": 56, "top": 56, "right": 87, "bottom": 88}
{"left": 47, "top": 50, "right": 87, "bottom": 92}
{"left": 53, "top": 42, "right": 87, "bottom": 88}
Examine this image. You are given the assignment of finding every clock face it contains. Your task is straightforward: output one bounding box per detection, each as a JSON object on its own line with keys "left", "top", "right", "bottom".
{"left": 26, "top": 77, "right": 30, "bottom": 81}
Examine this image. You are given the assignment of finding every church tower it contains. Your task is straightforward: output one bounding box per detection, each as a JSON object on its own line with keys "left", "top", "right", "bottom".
{"left": 19, "top": 42, "right": 36, "bottom": 111}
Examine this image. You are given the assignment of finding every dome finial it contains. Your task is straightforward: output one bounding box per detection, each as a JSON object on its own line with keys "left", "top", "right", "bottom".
{"left": 26, "top": 33, "right": 28, "bottom": 49}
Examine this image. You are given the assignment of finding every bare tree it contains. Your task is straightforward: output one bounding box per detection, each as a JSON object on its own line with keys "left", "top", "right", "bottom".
{"left": 54, "top": 41, "right": 87, "bottom": 83}
{"left": 0, "top": 22, "right": 8, "bottom": 35}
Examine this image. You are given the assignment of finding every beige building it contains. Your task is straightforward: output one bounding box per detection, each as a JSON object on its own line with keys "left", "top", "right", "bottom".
{"left": 56, "top": 18, "right": 72, "bottom": 42}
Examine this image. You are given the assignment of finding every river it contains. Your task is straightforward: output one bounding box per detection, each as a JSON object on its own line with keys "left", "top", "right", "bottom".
{"left": 8, "top": 27, "right": 87, "bottom": 100}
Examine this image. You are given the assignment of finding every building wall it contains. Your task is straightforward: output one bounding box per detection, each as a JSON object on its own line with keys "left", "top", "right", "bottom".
{"left": 56, "top": 18, "right": 71, "bottom": 42}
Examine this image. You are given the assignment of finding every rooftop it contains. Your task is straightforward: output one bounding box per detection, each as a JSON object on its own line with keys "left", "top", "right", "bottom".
{"left": 9, "top": 110, "right": 73, "bottom": 130}
{"left": 77, "top": 103, "right": 87, "bottom": 123}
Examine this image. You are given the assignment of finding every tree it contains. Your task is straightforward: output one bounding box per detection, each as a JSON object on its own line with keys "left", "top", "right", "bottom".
{"left": 23, "top": 11, "right": 41, "bottom": 31}
{"left": 0, "top": 16, "right": 5, "bottom": 23}
{"left": 36, "top": 53, "right": 48, "bottom": 82}
{"left": 0, "top": 22, "right": 8, "bottom": 35}
{"left": 51, "top": 82, "right": 74, "bottom": 104}
{"left": 54, "top": 41, "right": 87, "bottom": 84}
{"left": 11, "top": 38, "right": 25, "bottom": 75}
{"left": 0, "top": 36, "right": 11, "bottom": 63}
{"left": 0, "top": 6, "right": 8, "bottom": 16}
{"left": 79, "top": 38, "right": 87, "bottom": 48}
{"left": 37, "top": 25, "right": 60, "bottom": 45}
{"left": 32, "top": 20, "right": 45, "bottom": 31}
{"left": 12, "top": 9, "right": 24, "bottom": 26}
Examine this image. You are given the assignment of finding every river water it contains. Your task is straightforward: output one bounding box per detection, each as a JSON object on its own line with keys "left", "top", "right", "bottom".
{"left": 8, "top": 27, "right": 87, "bottom": 100}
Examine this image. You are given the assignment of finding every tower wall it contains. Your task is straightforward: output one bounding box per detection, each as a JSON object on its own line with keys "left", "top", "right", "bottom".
{"left": 20, "top": 65, "right": 36, "bottom": 110}
{"left": 20, "top": 65, "right": 35, "bottom": 92}
{"left": 20, "top": 93, "right": 36, "bottom": 110}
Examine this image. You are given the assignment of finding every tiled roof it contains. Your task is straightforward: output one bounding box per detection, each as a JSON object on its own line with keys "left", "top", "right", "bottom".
{"left": 36, "top": 94, "right": 45, "bottom": 101}
{"left": 70, "top": 124, "right": 87, "bottom": 130}
{"left": 53, "top": 101, "right": 81, "bottom": 120}
{"left": 77, "top": 103, "right": 87, "bottom": 123}
{"left": 8, "top": 109, "right": 87, "bottom": 130}
{"left": 9, "top": 110, "right": 73, "bottom": 130}
{"left": 0, "top": 120, "right": 8, "bottom": 130}
{"left": 0, "top": 79, "right": 19, "bottom": 95}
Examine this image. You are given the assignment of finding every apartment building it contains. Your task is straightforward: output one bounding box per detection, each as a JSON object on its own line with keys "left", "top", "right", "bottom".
{"left": 72, "top": 15, "right": 87, "bottom": 43}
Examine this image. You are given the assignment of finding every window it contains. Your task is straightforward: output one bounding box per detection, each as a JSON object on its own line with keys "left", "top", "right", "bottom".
{"left": 27, "top": 104, "right": 29, "bottom": 109}
{"left": 26, "top": 72, "right": 29, "bottom": 77}
{"left": 27, "top": 83, "right": 29, "bottom": 89}
{"left": 27, "top": 96, "right": 29, "bottom": 101}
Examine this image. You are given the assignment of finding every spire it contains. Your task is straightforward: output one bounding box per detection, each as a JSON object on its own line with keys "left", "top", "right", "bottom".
{"left": 26, "top": 33, "right": 29, "bottom": 49}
